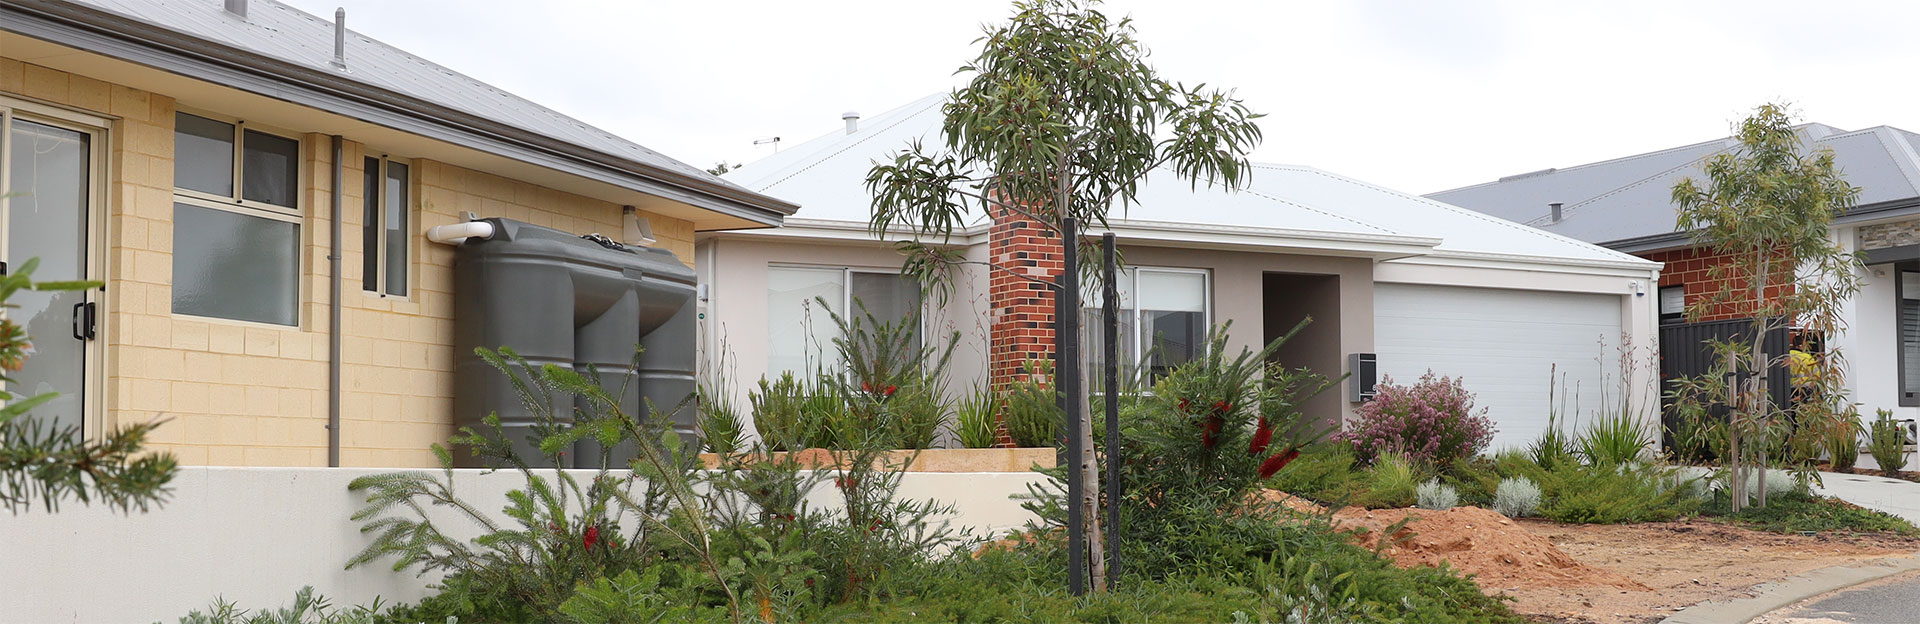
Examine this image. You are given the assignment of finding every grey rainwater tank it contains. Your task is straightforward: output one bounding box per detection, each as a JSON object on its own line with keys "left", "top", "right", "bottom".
{"left": 451, "top": 218, "right": 696, "bottom": 468}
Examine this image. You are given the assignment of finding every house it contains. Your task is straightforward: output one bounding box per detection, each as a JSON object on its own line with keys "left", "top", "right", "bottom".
{"left": 0, "top": 0, "right": 795, "bottom": 468}
{"left": 705, "top": 94, "right": 1664, "bottom": 449}
{"left": 1429, "top": 123, "right": 1920, "bottom": 426}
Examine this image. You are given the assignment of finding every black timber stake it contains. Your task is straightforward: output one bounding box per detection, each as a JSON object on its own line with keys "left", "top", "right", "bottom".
{"left": 1059, "top": 217, "right": 1086, "bottom": 596}
{"left": 1101, "top": 231, "right": 1121, "bottom": 590}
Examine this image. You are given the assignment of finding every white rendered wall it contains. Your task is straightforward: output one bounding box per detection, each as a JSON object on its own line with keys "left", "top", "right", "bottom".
{"left": 0, "top": 466, "right": 1044, "bottom": 624}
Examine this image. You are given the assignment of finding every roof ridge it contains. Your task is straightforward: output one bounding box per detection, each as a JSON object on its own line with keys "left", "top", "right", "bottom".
{"left": 1869, "top": 126, "right": 1920, "bottom": 195}
{"left": 1262, "top": 164, "right": 1646, "bottom": 264}
{"left": 751, "top": 95, "right": 949, "bottom": 194}
{"left": 1233, "top": 170, "right": 1399, "bottom": 235}
{"left": 1520, "top": 144, "right": 1733, "bottom": 227}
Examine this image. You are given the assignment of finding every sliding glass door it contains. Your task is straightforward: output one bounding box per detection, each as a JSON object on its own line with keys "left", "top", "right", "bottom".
{"left": 2, "top": 103, "right": 102, "bottom": 437}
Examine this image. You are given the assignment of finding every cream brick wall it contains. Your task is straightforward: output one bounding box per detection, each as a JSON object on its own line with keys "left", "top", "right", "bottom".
{"left": 3, "top": 57, "right": 697, "bottom": 467}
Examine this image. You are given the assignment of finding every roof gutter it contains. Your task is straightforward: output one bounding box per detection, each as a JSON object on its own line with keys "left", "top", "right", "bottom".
{"left": 0, "top": 0, "right": 796, "bottom": 227}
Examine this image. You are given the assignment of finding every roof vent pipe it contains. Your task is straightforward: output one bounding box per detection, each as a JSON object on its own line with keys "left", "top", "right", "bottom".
{"left": 330, "top": 8, "right": 347, "bottom": 69}
{"left": 842, "top": 111, "right": 860, "bottom": 135}
{"left": 1549, "top": 202, "right": 1564, "bottom": 223}
{"left": 224, "top": 0, "right": 247, "bottom": 18}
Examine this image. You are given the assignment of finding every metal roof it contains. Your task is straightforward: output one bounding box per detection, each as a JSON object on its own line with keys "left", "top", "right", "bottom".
{"left": 726, "top": 94, "right": 1646, "bottom": 268}
{"left": 1428, "top": 123, "right": 1920, "bottom": 248}
{"left": 2, "top": 0, "right": 794, "bottom": 225}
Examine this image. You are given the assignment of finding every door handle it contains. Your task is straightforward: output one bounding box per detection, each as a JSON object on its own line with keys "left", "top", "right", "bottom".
{"left": 71, "top": 301, "right": 96, "bottom": 341}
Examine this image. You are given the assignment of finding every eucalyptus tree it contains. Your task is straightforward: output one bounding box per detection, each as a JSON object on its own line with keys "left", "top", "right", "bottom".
{"left": 1671, "top": 102, "right": 1860, "bottom": 510}
{"left": 866, "top": 0, "right": 1262, "bottom": 591}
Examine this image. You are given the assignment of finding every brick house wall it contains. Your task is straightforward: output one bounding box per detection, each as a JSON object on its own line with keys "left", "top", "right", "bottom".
{"left": 986, "top": 205, "right": 1062, "bottom": 391}
{"left": 2, "top": 57, "right": 696, "bottom": 467}
{"left": 1643, "top": 246, "right": 1792, "bottom": 322}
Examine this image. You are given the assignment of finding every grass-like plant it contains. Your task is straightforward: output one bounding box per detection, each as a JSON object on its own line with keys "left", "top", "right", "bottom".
{"left": 820, "top": 297, "right": 960, "bottom": 450}
{"left": 1825, "top": 412, "right": 1861, "bottom": 471}
{"left": 1357, "top": 453, "right": 1418, "bottom": 509}
{"left": 1576, "top": 410, "right": 1651, "bottom": 466}
{"left": 951, "top": 386, "right": 1001, "bottom": 449}
{"left": 1868, "top": 409, "right": 1910, "bottom": 475}
{"left": 1003, "top": 360, "right": 1061, "bottom": 448}
{"left": 749, "top": 372, "right": 808, "bottom": 452}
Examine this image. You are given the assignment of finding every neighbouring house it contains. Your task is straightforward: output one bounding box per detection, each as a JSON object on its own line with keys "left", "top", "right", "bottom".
{"left": 0, "top": 0, "right": 795, "bottom": 468}
{"left": 705, "top": 94, "right": 1664, "bottom": 450}
{"left": 1429, "top": 123, "right": 1920, "bottom": 428}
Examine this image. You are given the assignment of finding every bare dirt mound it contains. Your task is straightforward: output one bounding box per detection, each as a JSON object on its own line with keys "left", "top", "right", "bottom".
{"left": 1333, "top": 506, "right": 1650, "bottom": 591}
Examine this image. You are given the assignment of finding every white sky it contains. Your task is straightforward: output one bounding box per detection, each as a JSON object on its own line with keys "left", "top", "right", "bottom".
{"left": 282, "top": 0, "right": 1920, "bottom": 195}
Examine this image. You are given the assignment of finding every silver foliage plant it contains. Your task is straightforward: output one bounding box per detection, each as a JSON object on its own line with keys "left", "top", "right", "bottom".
{"left": 1492, "top": 476, "right": 1541, "bottom": 518}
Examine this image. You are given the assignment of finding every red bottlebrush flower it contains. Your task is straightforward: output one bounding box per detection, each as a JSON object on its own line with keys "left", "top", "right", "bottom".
{"left": 835, "top": 476, "right": 859, "bottom": 490}
{"left": 1257, "top": 447, "right": 1303, "bottom": 479}
{"left": 861, "top": 381, "right": 874, "bottom": 394}
{"left": 883, "top": 385, "right": 898, "bottom": 397}
{"left": 548, "top": 521, "right": 562, "bottom": 534}
{"left": 582, "top": 525, "right": 600, "bottom": 550}
{"left": 1248, "top": 418, "right": 1273, "bottom": 456}
{"left": 1178, "top": 398, "right": 1191, "bottom": 413}
{"left": 1200, "top": 416, "right": 1223, "bottom": 449}
{"left": 1212, "top": 400, "right": 1230, "bottom": 414}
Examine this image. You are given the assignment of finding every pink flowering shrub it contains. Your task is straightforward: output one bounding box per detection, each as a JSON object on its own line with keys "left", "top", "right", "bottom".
{"left": 1340, "top": 372, "right": 1495, "bottom": 467}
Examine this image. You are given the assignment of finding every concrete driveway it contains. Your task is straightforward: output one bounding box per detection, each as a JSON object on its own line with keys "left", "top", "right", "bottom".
{"left": 1813, "top": 471, "right": 1920, "bottom": 525}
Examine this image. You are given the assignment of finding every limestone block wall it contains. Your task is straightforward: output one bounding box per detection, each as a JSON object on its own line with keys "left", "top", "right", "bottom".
{"left": 2, "top": 57, "right": 697, "bottom": 467}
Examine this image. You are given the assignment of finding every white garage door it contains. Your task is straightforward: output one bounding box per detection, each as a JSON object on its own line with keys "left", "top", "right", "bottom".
{"left": 1374, "top": 284, "right": 1622, "bottom": 451}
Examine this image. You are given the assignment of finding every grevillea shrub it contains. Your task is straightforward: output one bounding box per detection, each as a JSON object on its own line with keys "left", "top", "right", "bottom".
{"left": 1340, "top": 372, "right": 1494, "bottom": 467}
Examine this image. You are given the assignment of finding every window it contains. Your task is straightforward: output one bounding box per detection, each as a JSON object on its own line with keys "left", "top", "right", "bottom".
{"left": 362, "top": 156, "right": 411, "bottom": 296}
{"left": 171, "top": 112, "right": 301, "bottom": 325}
{"left": 1900, "top": 265, "right": 1920, "bottom": 406}
{"left": 1659, "top": 285, "right": 1686, "bottom": 325}
{"left": 765, "top": 267, "right": 922, "bottom": 377}
{"left": 1084, "top": 267, "right": 1211, "bottom": 383}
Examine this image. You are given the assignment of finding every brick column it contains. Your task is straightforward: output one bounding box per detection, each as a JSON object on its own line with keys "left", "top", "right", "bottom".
{"left": 988, "top": 206, "right": 1064, "bottom": 389}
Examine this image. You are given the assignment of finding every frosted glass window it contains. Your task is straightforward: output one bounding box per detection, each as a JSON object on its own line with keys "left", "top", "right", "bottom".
{"left": 174, "top": 113, "right": 234, "bottom": 196}
{"left": 850, "top": 271, "right": 921, "bottom": 349}
{"left": 767, "top": 268, "right": 844, "bottom": 377}
{"left": 385, "top": 161, "right": 409, "bottom": 296}
{"left": 241, "top": 129, "right": 299, "bottom": 208}
{"left": 172, "top": 203, "right": 300, "bottom": 325}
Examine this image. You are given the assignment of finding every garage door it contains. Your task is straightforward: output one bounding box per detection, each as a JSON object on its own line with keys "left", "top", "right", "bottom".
{"left": 1374, "top": 284, "right": 1622, "bottom": 451}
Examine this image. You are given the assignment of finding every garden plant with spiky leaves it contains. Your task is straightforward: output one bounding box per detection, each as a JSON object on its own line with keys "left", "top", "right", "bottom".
{"left": 865, "top": 0, "right": 1264, "bottom": 590}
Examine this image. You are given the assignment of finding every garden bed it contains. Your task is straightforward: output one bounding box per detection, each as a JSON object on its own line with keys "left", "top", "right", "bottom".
{"left": 698, "top": 447, "right": 1056, "bottom": 472}
{"left": 1293, "top": 501, "right": 1918, "bottom": 624}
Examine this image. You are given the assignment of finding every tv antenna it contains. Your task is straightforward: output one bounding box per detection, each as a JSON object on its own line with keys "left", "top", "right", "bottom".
{"left": 753, "top": 136, "right": 782, "bottom": 152}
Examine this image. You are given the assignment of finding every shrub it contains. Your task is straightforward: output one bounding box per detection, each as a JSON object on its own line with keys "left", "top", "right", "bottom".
{"left": 951, "top": 386, "right": 1001, "bottom": 449}
{"left": 1869, "top": 409, "right": 1910, "bottom": 475}
{"left": 1004, "top": 360, "right": 1061, "bottom": 448}
{"left": 1357, "top": 453, "right": 1418, "bottom": 509}
{"left": 749, "top": 372, "right": 808, "bottom": 451}
{"left": 1264, "top": 444, "right": 1359, "bottom": 503}
{"left": 697, "top": 394, "right": 744, "bottom": 454}
{"left": 1541, "top": 463, "right": 1699, "bottom": 524}
{"left": 1340, "top": 372, "right": 1494, "bottom": 467}
{"left": 1492, "top": 477, "right": 1541, "bottom": 518}
{"left": 1416, "top": 479, "right": 1458, "bottom": 510}
{"left": 823, "top": 298, "right": 960, "bottom": 450}
{"left": 170, "top": 586, "right": 378, "bottom": 624}
{"left": 1576, "top": 410, "right": 1651, "bottom": 466}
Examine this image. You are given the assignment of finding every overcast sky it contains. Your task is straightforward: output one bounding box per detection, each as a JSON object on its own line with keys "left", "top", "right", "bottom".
{"left": 282, "top": 0, "right": 1920, "bottom": 195}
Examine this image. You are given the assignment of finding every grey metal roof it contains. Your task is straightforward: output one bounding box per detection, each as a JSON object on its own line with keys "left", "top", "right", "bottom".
{"left": 1428, "top": 123, "right": 1920, "bottom": 248}
{"left": 2, "top": 0, "right": 794, "bottom": 225}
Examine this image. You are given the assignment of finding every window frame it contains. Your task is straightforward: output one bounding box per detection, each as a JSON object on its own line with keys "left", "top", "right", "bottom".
{"left": 170, "top": 109, "right": 305, "bottom": 327}
{"left": 1898, "top": 261, "right": 1920, "bottom": 407}
{"left": 1658, "top": 285, "right": 1686, "bottom": 325}
{"left": 0, "top": 95, "right": 112, "bottom": 439}
{"left": 763, "top": 264, "right": 927, "bottom": 377}
{"left": 361, "top": 153, "right": 414, "bottom": 299}
{"left": 1086, "top": 265, "right": 1213, "bottom": 382}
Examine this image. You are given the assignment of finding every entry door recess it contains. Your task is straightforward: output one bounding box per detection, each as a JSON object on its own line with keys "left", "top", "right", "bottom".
{"left": 1, "top": 104, "right": 102, "bottom": 437}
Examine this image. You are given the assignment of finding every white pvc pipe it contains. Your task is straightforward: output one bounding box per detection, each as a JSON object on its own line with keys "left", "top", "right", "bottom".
{"left": 426, "top": 221, "right": 495, "bottom": 245}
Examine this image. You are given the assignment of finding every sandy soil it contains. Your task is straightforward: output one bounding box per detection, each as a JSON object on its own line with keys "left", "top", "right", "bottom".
{"left": 1293, "top": 497, "right": 1919, "bottom": 624}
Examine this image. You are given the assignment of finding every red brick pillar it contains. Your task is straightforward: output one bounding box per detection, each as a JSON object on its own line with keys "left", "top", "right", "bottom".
{"left": 988, "top": 205, "right": 1064, "bottom": 445}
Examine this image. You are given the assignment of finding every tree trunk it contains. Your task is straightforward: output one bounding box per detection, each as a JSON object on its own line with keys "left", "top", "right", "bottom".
{"left": 1078, "top": 373, "right": 1106, "bottom": 591}
{"left": 1751, "top": 251, "right": 1772, "bottom": 509}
